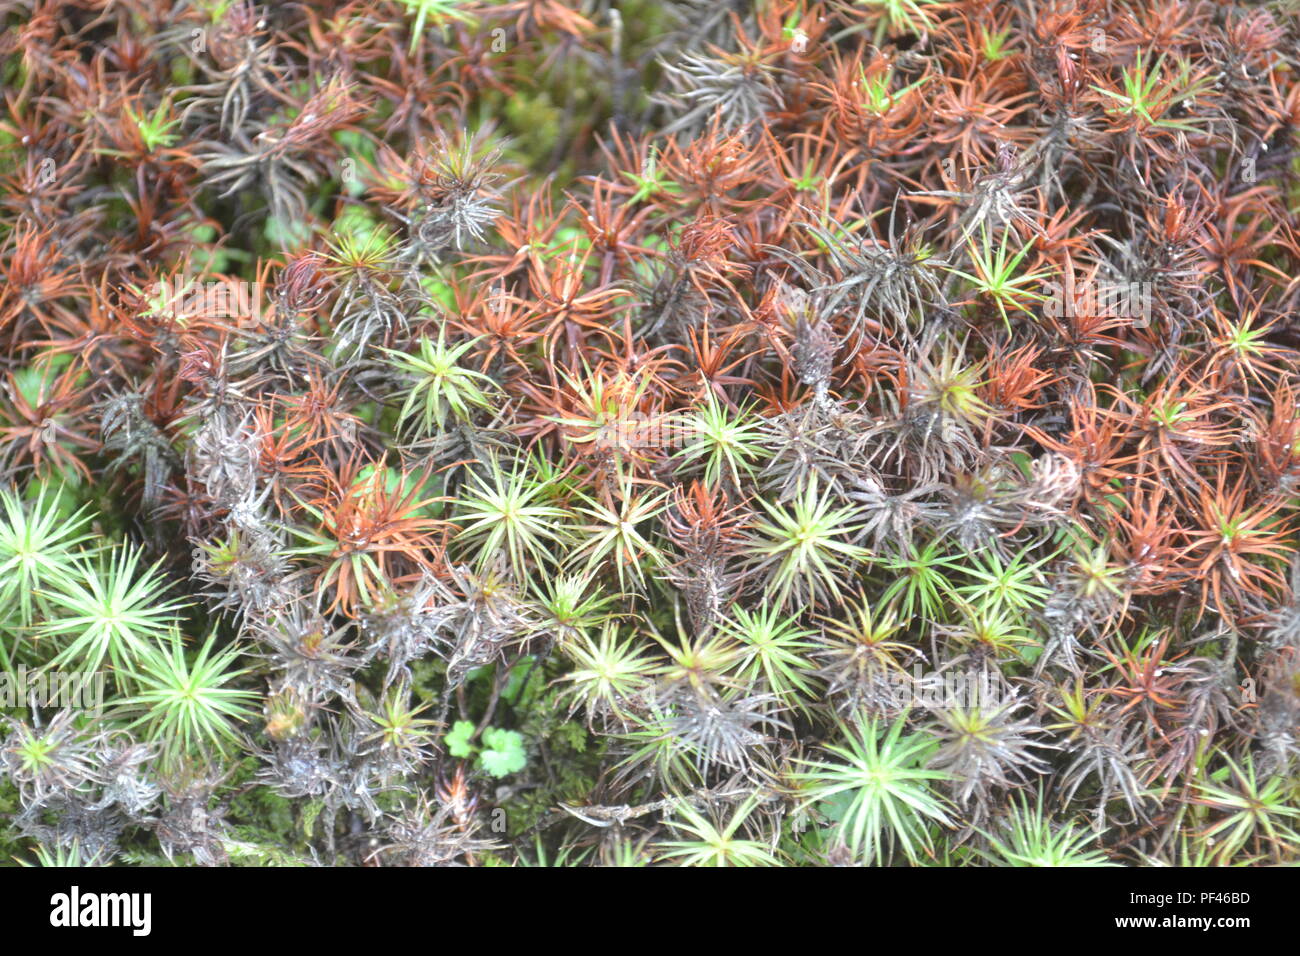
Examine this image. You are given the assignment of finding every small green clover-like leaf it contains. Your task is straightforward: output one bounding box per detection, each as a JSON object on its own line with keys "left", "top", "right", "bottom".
{"left": 478, "top": 727, "right": 527, "bottom": 778}
{"left": 445, "top": 720, "right": 476, "bottom": 758}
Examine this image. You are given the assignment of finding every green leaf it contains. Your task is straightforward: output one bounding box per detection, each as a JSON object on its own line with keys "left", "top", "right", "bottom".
{"left": 478, "top": 727, "right": 527, "bottom": 777}
{"left": 445, "top": 720, "right": 476, "bottom": 758}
